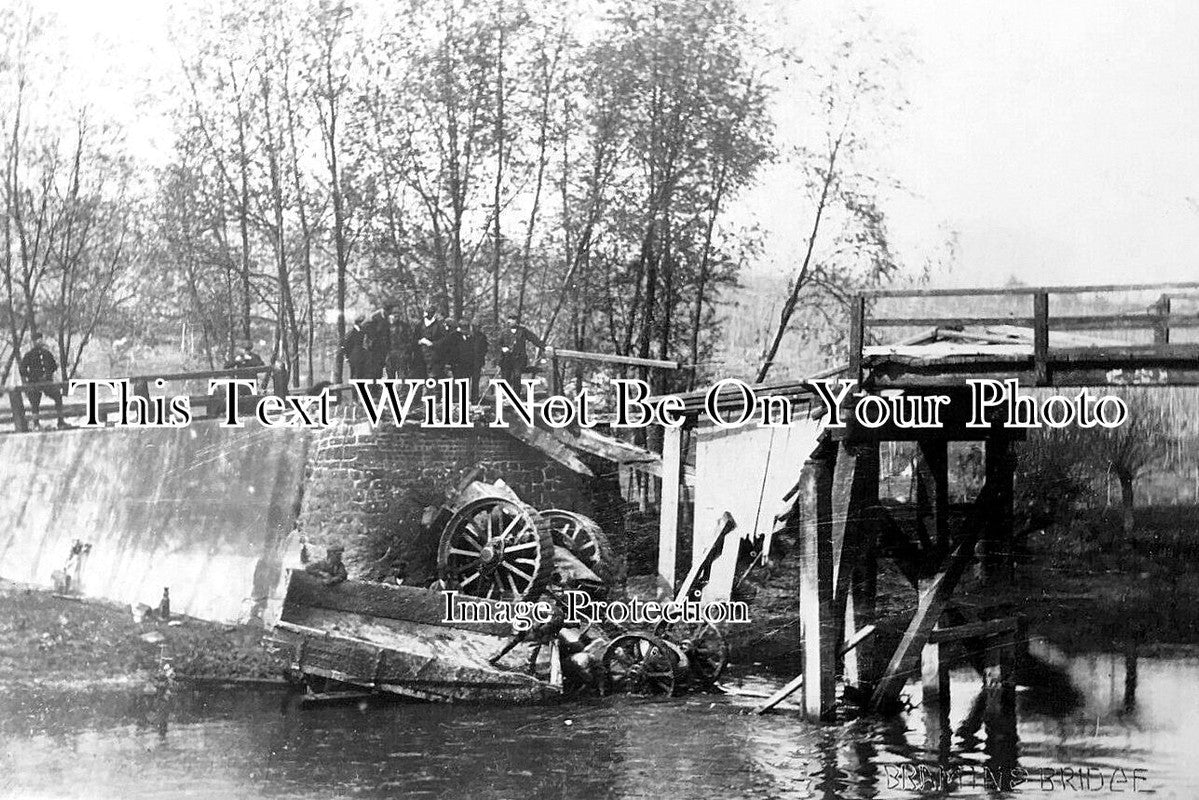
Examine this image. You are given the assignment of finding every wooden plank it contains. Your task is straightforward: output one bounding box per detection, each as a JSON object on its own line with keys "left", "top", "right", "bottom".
{"left": 544, "top": 346, "right": 679, "bottom": 370}
{"left": 799, "top": 450, "right": 836, "bottom": 720}
{"left": 1051, "top": 343, "right": 1199, "bottom": 362}
{"left": 864, "top": 280, "right": 1199, "bottom": 299}
{"left": 872, "top": 316, "right": 1037, "bottom": 328}
{"left": 839, "top": 623, "right": 876, "bottom": 656}
{"left": 657, "top": 425, "right": 683, "bottom": 598}
{"left": 754, "top": 672, "right": 804, "bottom": 714}
{"left": 281, "top": 571, "right": 514, "bottom": 636}
{"left": 16, "top": 365, "right": 269, "bottom": 393}
{"left": 671, "top": 511, "right": 736, "bottom": 604}
{"left": 927, "top": 617, "right": 1019, "bottom": 644}
{"left": 871, "top": 313, "right": 1199, "bottom": 331}
{"left": 869, "top": 539, "right": 977, "bottom": 710}
{"left": 503, "top": 419, "right": 595, "bottom": 476}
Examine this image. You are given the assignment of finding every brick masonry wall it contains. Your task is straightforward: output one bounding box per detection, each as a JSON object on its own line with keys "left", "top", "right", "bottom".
{"left": 295, "top": 418, "right": 623, "bottom": 585}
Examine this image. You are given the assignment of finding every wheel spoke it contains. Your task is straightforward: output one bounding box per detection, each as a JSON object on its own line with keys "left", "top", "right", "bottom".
{"left": 461, "top": 523, "right": 485, "bottom": 547}
{"left": 503, "top": 563, "right": 534, "bottom": 584}
{"left": 501, "top": 516, "right": 523, "bottom": 539}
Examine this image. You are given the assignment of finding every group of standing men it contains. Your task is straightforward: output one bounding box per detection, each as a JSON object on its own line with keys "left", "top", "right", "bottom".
{"left": 340, "top": 304, "right": 544, "bottom": 399}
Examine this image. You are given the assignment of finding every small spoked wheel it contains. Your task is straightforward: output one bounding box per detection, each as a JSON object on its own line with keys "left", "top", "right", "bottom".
{"left": 438, "top": 498, "right": 553, "bottom": 600}
{"left": 544, "top": 509, "right": 615, "bottom": 585}
{"left": 601, "top": 633, "right": 681, "bottom": 696}
{"left": 676, "top": 622, "right": 728, "bottom": 686}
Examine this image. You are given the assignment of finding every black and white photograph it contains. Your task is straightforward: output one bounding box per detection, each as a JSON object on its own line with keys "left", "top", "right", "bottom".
{"left": 1, "top": 0, "right": 1197, "bottom": 797}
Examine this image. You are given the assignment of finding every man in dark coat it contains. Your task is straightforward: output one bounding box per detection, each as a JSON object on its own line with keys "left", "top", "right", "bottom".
{"left": 340, "top": 316, "right": 370, "bottom": 379}
{"left": 19, "top": 331, "right": 66, "bottom": 430}
{"left": 455, "top": 319, "right": 488, "bottom": 401}
{"left": 384, "top": 307, "right": 416, "bottom": 380}
{"left": 418, "top": 306, "right": 450, "bottom": 379}
{"left": 361, "top": 307, "right": 390, "bottom": 380}
{"left": 497, "top": 314, "right": 544, "bottom": 387}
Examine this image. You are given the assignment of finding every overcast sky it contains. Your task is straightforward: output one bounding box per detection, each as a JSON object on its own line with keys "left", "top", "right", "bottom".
{"left": 38, "top": 0, "right": 1199, "bottom": 289}
{"left": 746, "top": 0, "right": 1199, "bottom": 287}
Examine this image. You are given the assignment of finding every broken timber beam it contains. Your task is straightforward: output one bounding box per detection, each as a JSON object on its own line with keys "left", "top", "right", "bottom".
{"left": 869, "top": 537, "right": 978, "bottom": 712}
{"left": 503, "top": 420, "right": 594, "bottom": 476}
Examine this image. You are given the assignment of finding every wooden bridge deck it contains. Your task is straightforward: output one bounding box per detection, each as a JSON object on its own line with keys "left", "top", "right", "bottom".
{"left": 850, "top": 282, "right": 1199, "bottom": 388}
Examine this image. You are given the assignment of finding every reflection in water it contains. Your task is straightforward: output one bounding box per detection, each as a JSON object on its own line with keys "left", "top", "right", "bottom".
{"left": 0, "top": 649, "right": 1197, "bottom": 799}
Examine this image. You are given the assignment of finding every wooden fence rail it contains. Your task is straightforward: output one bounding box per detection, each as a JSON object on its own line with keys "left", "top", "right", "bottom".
{"left": 850, "top": 284, "right": 1199, "bottom": 387}
{"left": 4, "top": 365, "right": 281, "bottom": 433}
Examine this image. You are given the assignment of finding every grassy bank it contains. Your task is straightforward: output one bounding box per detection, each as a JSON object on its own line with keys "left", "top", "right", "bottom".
{"left": 0, "top": 581, "right": 283, "bottom": 690}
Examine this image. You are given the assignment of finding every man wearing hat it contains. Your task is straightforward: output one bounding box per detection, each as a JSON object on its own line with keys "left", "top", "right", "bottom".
{"left": 418, "top": 304, "right": 450, "bottom": 379}
{"left": 305, "top": 543, "right": 348, "bottom": 586}
{"left": 19, "top": 331, "right": 67, "bottom": 430}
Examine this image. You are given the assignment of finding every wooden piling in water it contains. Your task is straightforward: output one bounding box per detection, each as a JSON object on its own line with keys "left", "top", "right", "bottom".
{"left": 799, "top": 445, "right": 837, "bottom": 720}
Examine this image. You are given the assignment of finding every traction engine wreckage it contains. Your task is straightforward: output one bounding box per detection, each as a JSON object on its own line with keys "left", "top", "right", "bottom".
{"left": 268, "top": 476, "right": 762, "bottom": 703}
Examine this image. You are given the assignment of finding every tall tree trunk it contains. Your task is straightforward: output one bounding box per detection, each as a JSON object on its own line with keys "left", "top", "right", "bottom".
{"left": 490, "top": 0, "right": 505, "bottom": 327}
{"left": 755, "top": 137, "right": 841, "bottom": 383}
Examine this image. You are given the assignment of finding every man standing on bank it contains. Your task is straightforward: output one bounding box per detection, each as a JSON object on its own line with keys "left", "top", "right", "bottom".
{"left": 456, "top": 318, "right": 488, "bottom": 401}
{"left": 418, "top": 304, "right": 450, "bottom": 379}
{"left": 19, "top": 331, "right": 67, "bottom": 430}
{"left": 497, "top": 313, "right": 544, "bottom": 387}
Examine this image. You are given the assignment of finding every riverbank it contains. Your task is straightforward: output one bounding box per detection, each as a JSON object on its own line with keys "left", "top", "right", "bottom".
{"left": 0, "top": 581, "right": 284, "bottom": 691}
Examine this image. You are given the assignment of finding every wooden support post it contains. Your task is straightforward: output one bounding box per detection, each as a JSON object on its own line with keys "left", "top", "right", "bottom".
{"left": 657, "top": 425, "right": 684, "bottom": 599}
{"left": 921, "top": 637, "right": 949, "bottom": 709}
{"left": 848, "top": 294, "right": 866, "bottom": 387}
{"left": 1153, "top": 294, "right": 1171, "bottom": 345}
{"left": 915, "top": 440, "right": 949, "bottom": 554}
{"left": 1033, "top": 291, "right": 1050, "bottom": 386}
{"left": 831, "top": 440, "right": 879, "bottom": 688}
{"left": 10, "top": 388, "right": 28, "bottom": 433}
{"left": 922, "top": 634, "right": 951, "bottom": 758}
{"left": 799, "top": 448, "right": 836, "bottom": 720}
{"left": 132, "top": 378, "right": 152, "bottom": 424}
{"left": 977, "top": 438, "right": 1015, "bottom": 583}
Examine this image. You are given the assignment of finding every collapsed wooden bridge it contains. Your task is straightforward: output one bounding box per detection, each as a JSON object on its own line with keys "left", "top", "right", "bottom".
{"left": 654, "top": 281, "right": 1199, "bottom": 721}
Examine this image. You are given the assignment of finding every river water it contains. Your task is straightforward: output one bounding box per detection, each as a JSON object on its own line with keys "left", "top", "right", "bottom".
{"left": 1, "top": 645, "right": 1196, "bottom": 799}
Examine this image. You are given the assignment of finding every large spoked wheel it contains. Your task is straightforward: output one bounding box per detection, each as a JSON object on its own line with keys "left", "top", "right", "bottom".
{"left": 544, "top": 510, "right": 615, "bottom": 586}
{"left": 601, "top": 634, "right": 680, "bottom": 697}
{"left": 676, "top": 622, "right": 728, "bottom": 687}
{"left": 438, "top": 498, "right": 553, "bottom": 600}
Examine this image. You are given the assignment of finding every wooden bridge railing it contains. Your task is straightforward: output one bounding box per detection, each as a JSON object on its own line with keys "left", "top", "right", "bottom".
{"left": 849, "top": 281, "right": 1199, "bottom": 387}
{"left": 541, "top": 347, "right": 680, "bottom": 395}
{"left": 3, "top": 365, "right": 284, "bottom": 433}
